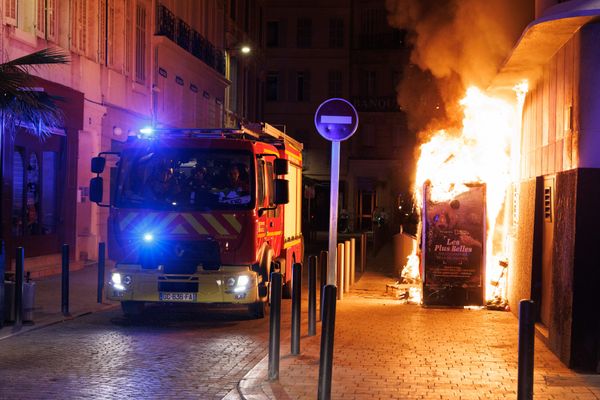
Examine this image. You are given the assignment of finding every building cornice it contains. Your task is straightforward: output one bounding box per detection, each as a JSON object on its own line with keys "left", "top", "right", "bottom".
{"left": 491, "top": 0, "right": 600, "bottom": 91}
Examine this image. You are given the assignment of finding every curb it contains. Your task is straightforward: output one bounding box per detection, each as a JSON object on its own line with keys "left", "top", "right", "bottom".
{"left": 0, "top": 303, "right": 118, "bottom": 341}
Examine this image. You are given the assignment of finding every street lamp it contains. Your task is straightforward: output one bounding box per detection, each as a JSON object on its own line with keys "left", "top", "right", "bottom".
{"left": 225, "top": 45, "right": 253, "bottom": 125}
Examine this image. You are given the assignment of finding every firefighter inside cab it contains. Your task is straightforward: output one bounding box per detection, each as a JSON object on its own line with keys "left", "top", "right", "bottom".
{"left": 89, "top": 123, "right": 304, "bottom": 318}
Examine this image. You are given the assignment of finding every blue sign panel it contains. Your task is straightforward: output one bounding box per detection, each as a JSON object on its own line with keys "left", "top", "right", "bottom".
{"left": 314, "top": 98, "right": 359, "bottom": 141}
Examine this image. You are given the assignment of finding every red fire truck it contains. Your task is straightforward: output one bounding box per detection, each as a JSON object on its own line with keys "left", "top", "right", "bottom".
{"left": 89, "top": 123, "right": 303, "bottom": 318}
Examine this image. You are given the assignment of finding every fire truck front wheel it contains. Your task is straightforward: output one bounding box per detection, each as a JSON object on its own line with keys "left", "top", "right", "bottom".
{"left": 248, "top": 301, "right": 266, "bottom": 319}
{"left": 121, "top": 301, "right": 145, "bottom": 316}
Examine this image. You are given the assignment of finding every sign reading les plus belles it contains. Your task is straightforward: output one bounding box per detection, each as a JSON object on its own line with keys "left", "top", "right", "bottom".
{"left": 422, "top": 182, "right": 486, "bottom": 306}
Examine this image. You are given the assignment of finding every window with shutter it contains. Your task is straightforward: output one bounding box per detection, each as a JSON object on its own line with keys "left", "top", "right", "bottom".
{"left": 124, "top": 0, "right": 132, "bottom": 75}
{"left": 36, "top": 0, "right": 46, "bottom": 37}
{"left": 107, "top": 0, "right": 116, "bottom": 67}
{"left": 98, "top": 0, "right": 107, "bottom": 63}
{"left": 5, "top": 0, "right": 17, "bottom": 26}
{"left": 47, "top": 0, "right": 57, "bottom": 41}
{"left": 70, "top": 0, "right": 87, "bottom": 54}
{"left": 135, "top": 2, "right": 146, "bottom": 83}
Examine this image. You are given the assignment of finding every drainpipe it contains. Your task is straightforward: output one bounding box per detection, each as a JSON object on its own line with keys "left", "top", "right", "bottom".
{"left": 151, "top": 0, "right": 158, "bottom": 127}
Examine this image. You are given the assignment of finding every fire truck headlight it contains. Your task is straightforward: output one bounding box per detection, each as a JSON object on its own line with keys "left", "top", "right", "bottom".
{"left": 226, "top": 277, "right": 236, "bottom": 287}
{"left": 237, "top": 275, "right": 250, "bottom": 287}
{"left": 111, "top": 272, "right": 126, "bottom": 291}
{"left": 233, "top": 275, "right": 251, "bottom": 293}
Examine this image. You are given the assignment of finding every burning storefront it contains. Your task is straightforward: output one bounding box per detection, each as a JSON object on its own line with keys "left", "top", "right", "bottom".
{"left": 387, "top": 0, "right": 600, "bottom": 372}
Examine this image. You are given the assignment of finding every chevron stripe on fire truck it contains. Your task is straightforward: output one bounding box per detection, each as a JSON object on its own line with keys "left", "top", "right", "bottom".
{"left": 118, "top": 212, "right": 243, "bottom": 237}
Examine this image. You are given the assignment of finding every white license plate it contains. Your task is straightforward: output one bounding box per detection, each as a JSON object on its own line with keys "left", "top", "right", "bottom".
{"left": 159, "top": 292, "right": 197, "bottom": 302}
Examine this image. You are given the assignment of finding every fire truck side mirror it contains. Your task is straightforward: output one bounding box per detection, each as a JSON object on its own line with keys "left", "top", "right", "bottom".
{"left": 274, "top": 158, "right": 288, "bottom": 175}
{"left": 90, "top": 177, "right": 104, "bottom": 203}
{"left": 274, "top": 179, "right": 289, "bottom": 204}
{"left": 91, "top": 157, "right": 106, "bottom": 173}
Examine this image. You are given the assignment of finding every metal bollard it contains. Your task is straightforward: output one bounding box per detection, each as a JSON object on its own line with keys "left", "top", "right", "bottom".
{"left": 0, "top": 240, "right": 5, "bottom": 329}
{"left": 291, "top": 262, "right": 302, "bottom": 355}
{"left": 344, "top": 240, "right": 350, "bottom": 293}
{"left": 61, "top": 244, "right": 70, "bottom": 316}
{"left": 350, "top": 238, "right": 356, "bottom": 286}
{"left": 319, "top": 251, "right": 328, "bottom": 322}
{"left": 361, "top": 233, "right": 366, "bottom": 273}
{"left": 14, "top": 247, "right": 24, "bottom": 327}
{"left": 517, "top": 299, "right": 535, "bottom": 400}
{"left": 97, "top": 242, "right": 106, "bottom": 304}
{"left": 337, "top": 243, "right": 344, "bottom": 300}
{"left": 318, "top": 284, "right": 337, "bottom": 400}
{"left": 268, "top": 271, "right": 282, "bottom": 381}
{"left": 308, "top": 256, "right": 317, "bottom": 336}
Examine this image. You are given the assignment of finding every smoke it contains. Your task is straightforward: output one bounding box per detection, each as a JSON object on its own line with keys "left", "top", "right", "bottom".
{"left": 386, "top": 0, "right": 533, "bottom": 134}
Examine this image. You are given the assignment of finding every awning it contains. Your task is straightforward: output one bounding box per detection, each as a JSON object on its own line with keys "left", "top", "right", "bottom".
{"left": 490, "top": 0, "right": 600, "bottom": 90}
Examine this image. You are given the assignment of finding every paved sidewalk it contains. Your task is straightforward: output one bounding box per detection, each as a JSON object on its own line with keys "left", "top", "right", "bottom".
{"left": 238, "top": 271, "right": 600, "bottom": 400}
{"left": 1, "top": 262, "right": 118, "bottom": 340}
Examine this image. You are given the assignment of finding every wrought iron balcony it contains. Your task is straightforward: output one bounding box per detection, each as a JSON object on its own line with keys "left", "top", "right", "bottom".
{"left": 156, "top": 3, "right": 225, "bottom": 76}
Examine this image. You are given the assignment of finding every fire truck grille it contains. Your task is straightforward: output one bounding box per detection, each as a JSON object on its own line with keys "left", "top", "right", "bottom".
{"left": 140, "top": 239, "right": 221, "bottom": 272}
{"left": 158, "top": 282, "right": 199, "bottom": 293}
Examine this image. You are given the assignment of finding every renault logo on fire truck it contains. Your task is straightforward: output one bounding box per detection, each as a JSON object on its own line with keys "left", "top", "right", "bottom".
{"left": 174, "top": 244, "right": 185, "bottom": 258}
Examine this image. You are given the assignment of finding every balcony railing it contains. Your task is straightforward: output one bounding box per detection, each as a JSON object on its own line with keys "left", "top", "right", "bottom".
{"left": 156, "top": 3, "right": 225, "bottom": 75}
{"left": 358, "top": 31, "right": 407, "bottom": 50}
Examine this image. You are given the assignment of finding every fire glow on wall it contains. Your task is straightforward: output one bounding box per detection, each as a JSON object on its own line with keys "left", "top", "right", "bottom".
{"left": 402, "top": 85, "right": 527, "bottom": 307}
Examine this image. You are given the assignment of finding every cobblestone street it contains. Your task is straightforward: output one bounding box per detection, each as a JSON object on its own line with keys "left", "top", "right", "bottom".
{"left": 0, "top": 306, "right": 271, "bottom": 399}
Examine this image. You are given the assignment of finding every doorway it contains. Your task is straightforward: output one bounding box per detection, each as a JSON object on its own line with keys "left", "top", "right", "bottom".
{"left": 357, "top": 190, "right": 376, "bottom": 231}
{"left": 5, "top": 129, "right": 66, "bottom": 258}
{"left": 532, "top": 176, "right": 555, "bottom": 328}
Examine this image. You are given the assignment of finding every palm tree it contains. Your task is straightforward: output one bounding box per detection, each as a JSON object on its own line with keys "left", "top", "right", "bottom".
{"left": 0, "top": 48, "right": 69, "bottom": 258}
{"left": 0, "top": 47, "right": 69, "bottom": 138}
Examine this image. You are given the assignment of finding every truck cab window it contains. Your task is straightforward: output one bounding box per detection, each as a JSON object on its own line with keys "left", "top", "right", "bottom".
{"left": 265, "top": 161, "right": 279, "bottom": 217}
{"left": 257, "top": 159, "right": 265, "bottom": 206}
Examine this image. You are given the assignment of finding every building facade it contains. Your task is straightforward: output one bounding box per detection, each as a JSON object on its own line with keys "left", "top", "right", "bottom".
{"left": 494, "top": 0, "right": 600, "bottom": 371}
{"left": 0, "top": 0, "right": 258, "bottom": 274}
{"left": 261, "top": 0, "right": 411, "bottom": 236}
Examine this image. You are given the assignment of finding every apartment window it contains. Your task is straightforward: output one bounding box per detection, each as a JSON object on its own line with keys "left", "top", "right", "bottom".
{"left": 359, "top": 70, "right": 377, "bottom": 97}
{"left": 329, "top": 18, "right": 344, "bottom": 48}
{"left": 296, "top": 18, "right": 312, "bottom": 48}
{"left": 266, "top": 72, "right": 279, "bottom": 101}
{"left": 296, "top": 71, "right": 310, "bottom": 102}
{"left": 230, "top": 0, "right": 237, "bottom": 21}
{"left": 4, "top": 0, "right": 16, "bottom": 25}
{"left": 360, "top": 8, "right": 386, "bottom": 48}
{"left": 135, "top": 2, "right": 146, "bottom": 83}
{"left": 266, "top": 21, "right": 279, "bottom": 47}
{"left": 98, "top": 0, "right": 107, "bottom": 63}
{"left": 36, "top": 0, "right": 57, "bottom": 41}
{"left": 125, "top": 0, "right": 132, "bottom": 75}
{"left": 71, "top": 0, "right": 88, "bottom": 54}
{"left": 230, "top": 57, "right": 239, "bottom": 113}
{"left": 392, "top": 70, "right": 401, "bottom": 89}
{"left": 244, "top": 0, "right": 251, "bottom": 32}
{"left": 328, "top": 70, "right": 342, "bottom": 98}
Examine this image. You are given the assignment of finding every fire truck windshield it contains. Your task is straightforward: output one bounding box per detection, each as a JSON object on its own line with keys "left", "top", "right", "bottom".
{"left": 115, "top": 148, "right": 254, "bottom": 210}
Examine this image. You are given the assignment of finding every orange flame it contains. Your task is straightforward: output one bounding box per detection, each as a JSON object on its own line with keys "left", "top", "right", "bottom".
{"left": 403, "top": 84, "right": 527, "bottom": 302}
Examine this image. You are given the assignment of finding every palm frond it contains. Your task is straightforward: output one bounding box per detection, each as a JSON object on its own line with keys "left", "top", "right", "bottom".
{"left": 0, "top": 48, "right": 69, "bottom": 139}
{"left": 2, "top": 47, "right": 70, "bottom": 69}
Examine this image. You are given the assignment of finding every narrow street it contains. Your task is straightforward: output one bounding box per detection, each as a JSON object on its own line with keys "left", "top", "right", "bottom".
{"left": 0, "top": 305, "right": 271, "bottom": 399}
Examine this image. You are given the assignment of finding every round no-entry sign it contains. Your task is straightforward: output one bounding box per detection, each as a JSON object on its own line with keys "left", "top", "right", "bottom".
{"left": 314, "top": 98, "right": 359, "bottom": 141}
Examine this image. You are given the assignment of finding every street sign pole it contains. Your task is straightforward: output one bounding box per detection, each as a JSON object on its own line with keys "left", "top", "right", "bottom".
{"left": 327, "top": 140, "right": 341, "bottom": 286}
{"left": 314, "top": 98, "right": 359, "bottom": 287}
